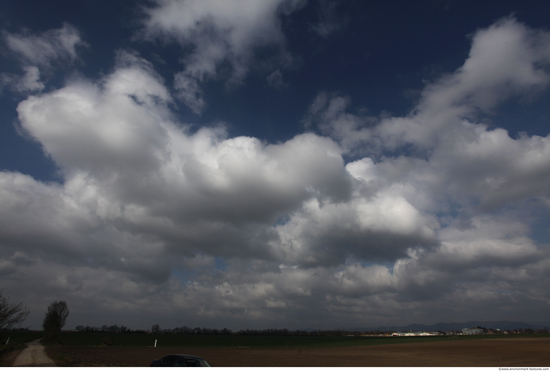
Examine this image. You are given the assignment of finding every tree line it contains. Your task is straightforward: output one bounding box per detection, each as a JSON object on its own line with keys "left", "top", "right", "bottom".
{"left": 1, "top": 290, "right": 70, "bottom": 344}
{"left": 74, "top": 324, "right": 549, "bottom": 336}
{"left": 77, "top": 325, "right": 323, "bottom": 336}
{"left": 75, "top": 324, "right": 361, "bottom": 336}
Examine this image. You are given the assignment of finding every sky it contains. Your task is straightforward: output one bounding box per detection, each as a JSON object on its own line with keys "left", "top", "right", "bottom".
{"left": 1, "top": 0, "right": 550, "bottom": 331}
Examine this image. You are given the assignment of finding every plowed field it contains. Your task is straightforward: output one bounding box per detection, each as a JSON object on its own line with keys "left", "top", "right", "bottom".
{"left": 45, "top": 337, "right": 550, "bottom": 367}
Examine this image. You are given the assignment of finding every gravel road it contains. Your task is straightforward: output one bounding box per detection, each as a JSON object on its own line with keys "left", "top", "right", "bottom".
{"left": 12, "top": 339, "right": 56, "bottom": 367}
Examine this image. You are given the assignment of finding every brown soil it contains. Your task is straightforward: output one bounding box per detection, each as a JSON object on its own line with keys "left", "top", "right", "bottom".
{"left": 45, "top": 337, "right": 550, "bottom": 367}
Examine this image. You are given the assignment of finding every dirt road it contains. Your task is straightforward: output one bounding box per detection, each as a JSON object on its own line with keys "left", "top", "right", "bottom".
{"left": 12, "top": 339, "right": 56, "bottom": 367}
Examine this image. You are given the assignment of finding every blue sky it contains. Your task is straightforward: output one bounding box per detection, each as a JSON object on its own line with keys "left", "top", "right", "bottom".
{"left": 1, "top": 0, "right": 550, "bottom": 331}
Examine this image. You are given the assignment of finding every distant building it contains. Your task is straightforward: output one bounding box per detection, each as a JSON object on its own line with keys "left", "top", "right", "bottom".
{"left": 462, "top": 328, "right": 483, "bottom": 335}
{"left": 391, "top": 332, "right": 438, "bottom": 336}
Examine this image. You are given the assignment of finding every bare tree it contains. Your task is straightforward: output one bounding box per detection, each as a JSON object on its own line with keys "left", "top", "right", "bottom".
{"left": 0, "top": 290, "right": 30, "bottom": 331}
{"left": 43, "top": 301, "right": 69, "bottom": 343}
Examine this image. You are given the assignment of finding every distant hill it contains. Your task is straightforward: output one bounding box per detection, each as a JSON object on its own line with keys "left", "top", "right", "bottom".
{"left": 349, "top": 321, "right": 549, "bottom": 332}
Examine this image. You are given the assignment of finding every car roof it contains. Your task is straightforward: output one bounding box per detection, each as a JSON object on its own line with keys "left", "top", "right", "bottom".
{"left": 168, "top": 354, "right": 205, "bottom": 359}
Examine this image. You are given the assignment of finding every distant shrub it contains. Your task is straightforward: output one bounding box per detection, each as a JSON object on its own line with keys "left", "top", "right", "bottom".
{"left": 102, "top": 336, "right": 113, "bottom": 346}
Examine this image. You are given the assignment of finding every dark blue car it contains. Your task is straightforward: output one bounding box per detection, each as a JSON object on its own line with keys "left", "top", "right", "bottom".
{"left": 150, "top": 354, "right": 211, "bottom": 367}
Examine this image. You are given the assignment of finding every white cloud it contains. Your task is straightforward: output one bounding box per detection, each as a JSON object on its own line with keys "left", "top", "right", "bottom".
{"left": 308, "top": 18, "right": 550, "bottom": 153}
{"left": 17, "top": 52, "right": 171, "bottom": 181}
{"left": 9, "top": 48, "right": 440, "bottom": 293}
{"left": 0, "top": 66, "right": 44, "bottom": 94}
{"left": 4, "top": 23, "right": 86, "bottom": 68}
{"left": 2, "top": 17, "right": 550, "bottom": 329}
{"left": 430, "top": 126, "right": 550, "bottom": 210}
{"left": 305, "top": 18, "right": 550, "bottom": 214}
{"left": 420, "top": 17, "right": 550, "bottom": 115}
{"left": 1, "top": 24, "right": 86, "bottom": 95}
{"left": 13, "top": 56, "right": 353, "bottom": 265}
{"left": 378, "top": 17, "right": 550, "bottom": 150}
{"left": 272, "top": 186, "right": 438, "bottom": 266}
{"left": 142, "top": 0, "right": 304, "bottom": 114}
{"left": 303, "top": 92, "right": 373, "bottom": 154}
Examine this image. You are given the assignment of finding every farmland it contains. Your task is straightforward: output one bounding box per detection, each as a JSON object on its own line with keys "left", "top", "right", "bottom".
{"left": 35, "top": 332, "right": 550, "bottom": 367}
{"left": 49, "top": 331, "right": 495, "bottom": 348}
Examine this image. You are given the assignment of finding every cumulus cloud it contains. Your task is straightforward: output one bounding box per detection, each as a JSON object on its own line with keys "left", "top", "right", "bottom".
{"left": 420, "top": 18, "right": 550, "bottom": 115}
{"left": 14, "top": 53, "right": 354, "bottom": 263}
{"left": 2, "top": 17, "right": 550, "bottom": 329}
{"left": 303, "top": 92, "right": 373, "bottom": 154}
{"left": 308, "top": 18, "right": 550, "bottom": 153}
{"left": 142, "top": 0, "right": 303, "bottom": 114}
{"left": 378, "top": 17, "right": 550, "bottom": 151}
{"left": 7, "top": 41, "right": 438, "bottom": 295}
{"left": 305, "top": 18, "right": 550, "bottom": 215}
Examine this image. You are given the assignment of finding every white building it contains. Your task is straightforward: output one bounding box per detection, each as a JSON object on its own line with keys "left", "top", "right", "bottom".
{"left": 462, "top": 327, "right": 483, "bottom": 335}
{"left": 391, "top": 332, "right": 438, "bottom": 336}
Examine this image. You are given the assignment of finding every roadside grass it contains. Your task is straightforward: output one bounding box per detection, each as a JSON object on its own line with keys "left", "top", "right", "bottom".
{"left": 54, "top": 332, "right": 549, "bottom": 349}
{"left": 0, "top": 330, "right": 44, "bottom": 349}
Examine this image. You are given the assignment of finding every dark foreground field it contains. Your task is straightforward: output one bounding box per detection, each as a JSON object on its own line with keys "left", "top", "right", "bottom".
{"left": 45, "top": 337, "right": 550, "bottom": 367}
